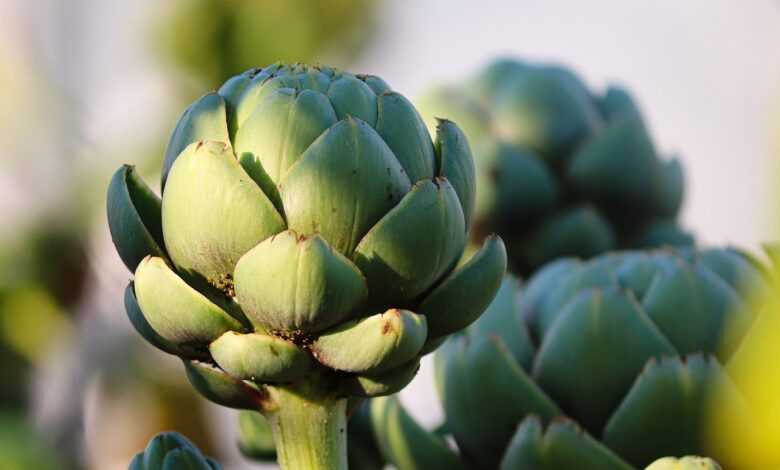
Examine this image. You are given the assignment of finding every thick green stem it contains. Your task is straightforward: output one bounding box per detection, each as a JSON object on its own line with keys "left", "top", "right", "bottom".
{"left": 266, "top": 383, "right": 348, "bottom": 470}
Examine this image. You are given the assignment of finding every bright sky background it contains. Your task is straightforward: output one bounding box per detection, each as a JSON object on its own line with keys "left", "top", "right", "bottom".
{"left": 365, "top": 0, "right": 780, "bottom": 437}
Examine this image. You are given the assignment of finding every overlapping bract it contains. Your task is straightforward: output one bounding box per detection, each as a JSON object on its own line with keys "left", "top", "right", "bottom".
{"left": 129, "top": 432, "right": 219, "bottom": 470}
{"left": 418, "top": 59, "right": 694, "bottom": 274}
{"left": 107, "top": 64, "right": 506, "bottom": 410}
{"left": 372, "top": 247, "right": 766, "bottom": 469}
{"left": 645, "top": 456, "right": 722, "bottom": 470}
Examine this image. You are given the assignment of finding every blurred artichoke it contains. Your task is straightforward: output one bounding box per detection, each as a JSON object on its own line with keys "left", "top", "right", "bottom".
{"left": 372, "top": 247, "right": 765, "bottom": 469}
{"left": 159, "top": 0, "right": 376, "bottom": 91}
{"left": 107, "top": 63, "right": 506, "bottom": 469}
{"left": 238, "top": 402, "right": 387, "bottom": 469}
{"left": 418, "top": 59, "right": 694, "bottom": 275}
{"left": 645, "top": 456, "right": 722, "bottom": 470}
{"left": 130, "top": 432, "right": 219, "bottom": 470}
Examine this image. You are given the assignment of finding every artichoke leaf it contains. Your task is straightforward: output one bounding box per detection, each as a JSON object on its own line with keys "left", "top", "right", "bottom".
{"left": 311, "top": 309, "right": 427, "bottom": 374}
{"left": 107, "top": 165, "right": 167, "bottom": 272}
{"left": 353, "top": 178, "right": 465, "bottom": 307}
{"left": 435, "top": 119, "right": 476, "bottom": 227}
{"left": 234, "top": 87, "right": 338, "bottom": 206}
{"left": 238, "top": 411, "right": 276, "bottom": 460}
{"left": 498, "top": 416, "right": 633, "bottom": 470}
{"left": 141, "top": 432, "right": 200, "bottom": 470}
{"left": 654, "top": 158, "right": 685, "bottom": 218}
{"left": 641, "top": 262, "right": 750, "bottom": 359}
{"left": 161, "top": 448, "right": 214, "bottom": 470}
{"left": 360, "top": 75, "right": 391, "bottom": 95}
{"left": 327, "top": 75, "right": 378, "bottom": 126}
{"left": 162, "top": 92, "right": 230, "bottom": 188}
{"left": 418, "top": 234, "right": 507, "bottom": 338}
{"left": 521, "top": 206, "right": 615, "bottom": 271}
{"left": 370, "top": 396, "right": 467, "bottom": 470}
{"left": 162, "top": 140, "right": 286, "bottom": 283}
{"left": 348, "top": 358, "right": 421, "bottom": 397}
{"left": 233, "top": 230, "right": 367, "bottom": 333}
{"left": 210, "top": 331, "right": 313, "bottom": 383}
{"left": 124, "top": 282, "right": 183, "bottom": 357}
{"left": 645, "top": 456, "right": 722, "bottom": 470}
{"left": 441, "top": 335, "right": 560, "bottom": 467}
{"left": 281, "top": 117, "right": 411, "bottom": 256}
{"left": 184, "top": 360, "right": 265, "bottom": 411}
{"left": 603, "top": 355, "right": 748, "bottom": 468}
{"left": 469, "top": 276, "right": 534, "bottom": 370}
{"left": 566, "top": 115, "right": 661, "bottom": 210}
{"left": 134, "top": 256, "right": 242, "bottom": 345}
{"left": 532, "top": 287, "right": 677, "bottom": 434}
{"left": 375, "top": 91, "right": 436, "bottom": 183}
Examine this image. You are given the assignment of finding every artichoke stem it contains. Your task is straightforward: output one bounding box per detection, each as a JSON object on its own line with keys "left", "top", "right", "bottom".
{"left": 266, "top": 382, "right": 348, "bottom": 470}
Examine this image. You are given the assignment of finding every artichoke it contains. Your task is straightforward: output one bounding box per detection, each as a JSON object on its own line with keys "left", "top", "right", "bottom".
{"left": 372, "top": 247, "right": 765, "bottom": 469}
{"left": 107, "top": 63, "right": 506, "bottom": 469}
{"left": 418, "top": 59, "right": 693, "bottom": 275}
{"left": 129, "top": 432, "right": 219, "bottom": 470}
{"left": 645, "top": 456, "right": 722, "bottom": 470}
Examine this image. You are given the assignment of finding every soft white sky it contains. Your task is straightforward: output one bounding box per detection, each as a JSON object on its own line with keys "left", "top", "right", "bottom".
{"left": 2, "top": 1, "right": 779, "bottom": 468}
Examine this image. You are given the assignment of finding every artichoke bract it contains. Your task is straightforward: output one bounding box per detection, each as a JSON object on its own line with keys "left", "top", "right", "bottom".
{"left": 107, "top": 63, "right": 506, "bottom": 470}
{"left": 418, "top": 59, "right": 694, "bottom": 275}
{"left": 645, "top": 456, "right": 722, "bottom": 470}
{"left": 129, "top": 432, "right": 219, "bottom": 470}
{"left": 371, "top": 247, "right": 765, "bottom": 469}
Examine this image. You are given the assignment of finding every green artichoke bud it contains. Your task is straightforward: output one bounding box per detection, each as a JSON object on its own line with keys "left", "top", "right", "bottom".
{"left": 129, "top": 432, "right": 219, "bottom": 470}
{"left": 417, "top": 59, "right": 694, "bottom": 275}
{"left": 372, "top": 247, "right": 766, "bottom": 469}
{"left": 644, "top": 456, "right": 722, "bottom": 470}
{"left": 107, "top": 63, "right": 506, "bottom": 469}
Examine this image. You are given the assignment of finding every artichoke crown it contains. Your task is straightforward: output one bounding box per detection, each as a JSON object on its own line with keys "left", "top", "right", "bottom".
{"left": 417, "top": 59, "right": 693, "bottom": 274}
{"left": 107, "top": 63, "right": 506, "bottom": 404}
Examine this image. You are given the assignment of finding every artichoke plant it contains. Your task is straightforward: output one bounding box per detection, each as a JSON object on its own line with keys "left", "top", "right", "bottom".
{"left": 418, "top": 59, "right": 693, "bottom": 275}
{"left": 372, "top": 247, "right": 765, "bottom": 469}
{"left": 237, "top": 404, "right": 387, "bottom": 470}
{"left": 107, "top": 63, "right": 506, "bottom": 469}
{"left": 645, "top": 456, "right": 721, "bottom": 470}
{"left": 130, "top": 432, "right": 219, "bottom": 470}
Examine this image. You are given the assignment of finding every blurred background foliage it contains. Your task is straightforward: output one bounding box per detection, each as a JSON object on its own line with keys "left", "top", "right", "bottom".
{"left": 157, "top": 0, "right": 376, "bottom": 97}
{"left": 706, "top": 249, "right": 780, "bottom": 468}
{"left": 0, "top": 1, "right": 778, "bottom": 469}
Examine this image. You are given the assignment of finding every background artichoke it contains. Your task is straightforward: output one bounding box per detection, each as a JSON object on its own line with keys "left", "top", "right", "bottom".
{"left": 418, "top": 59, "right": 694, "bottom": 275}
{"left": 645, "top": 456, "right": 722, "bottom": 470}
{"left": 130, "top": 431, "right": 220, "bottom": 470}
{"left": 107, "top": 63, "right": 506, "bottom": 469}
{"left": 372, "top": 247, "right": 765, "bottom": 469}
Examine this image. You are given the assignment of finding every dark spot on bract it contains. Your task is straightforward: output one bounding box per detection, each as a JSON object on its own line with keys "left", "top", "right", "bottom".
{"left": 381, "top": 321, "right": 394, "bottom": 335}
